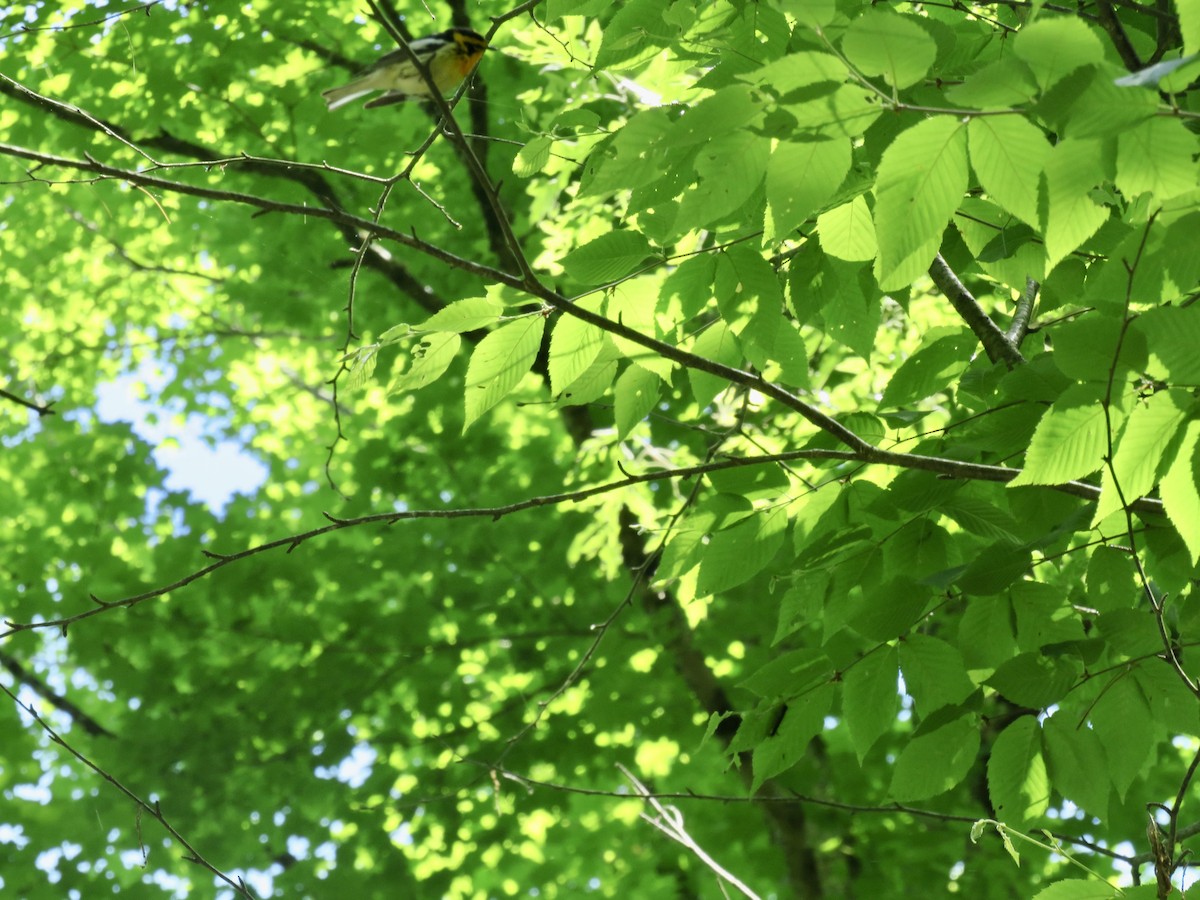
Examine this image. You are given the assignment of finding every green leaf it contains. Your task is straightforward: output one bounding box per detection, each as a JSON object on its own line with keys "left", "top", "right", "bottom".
{"left": 784, "top": 0, "right": 837, "bottom": 29}
{"left": 873, "top": 118, "right": 969, "bottom": 289}
{"left": 842, "top": 8, "right": 937, "bottom": 89}
{"left": 1135, "top": 306, "right": 1200, "bottom": 384}
{"left": 751, "top": 683, "right": 834, "bottom": 792}
{"left": 388, "top": 332, "right": 461, "bottom": 394}
{"left": 549, "top": 300, "right": 605, "bottom": 396}
{"left": 613, "top": 364, "right": 660, "bottom": 440}
{"left": 879, "top": 331, "right": 976, "bottom": 409}
{"left": 463, "top": 316, "right": 546, "bottom": 430}
{"left": 899, "top": 634, "right": 976, "bottom": 715}
{"left": 765, "top": 138, "right": 851, "bottom": 242}
{"left": 987, "top": 653, "right": 1078, "bottom": 708}
{"left": 1160, "top": 418, "right": 1200, "bottom": 563}
{"left": 947, "top": 58, "right": 1039, "bottom": 107}
{"left": 1043, "top": 138, "right": 1111, "bottom": 273}
{"left": 741, "top": 309, "right": 809, "bottom": 388}
{"left": 1181, "top": 0, "right": 1200, "bottom": 54}
{"left": 554, "top": 339, "right": 620, "bottom": 407}
{"left": 773, "top": 572, "right": 830, "bottom": 644}
{"left": 842, "top": 645, "right": 899, "bottom": 762}
{"left": 679, "top": 131, "right": 770, "bottom": 227}
{"left": 968, "top": 117, "right": 1050, "bottom": 227}
{"left": 1042, "top": 713, "right": 1111, "bottom": 819}
{"left": 817, "top": 195, "right": 877, "bottom": 262}
{"left": 1086, "top": 546, "right": 1138, "bottom": 613}
{"left": 1008, "top": 384, "right": 1112, "bottom": 487}
{"left": 1116, "top": 118, "right": 1200, "bottom": 202}
{"left": 513, "top": 135, "right": 553, "bottom": 178}
{"left": 421, "top": 297, "right": 504, "bottom": 333}
{"left": 594, "top": 0, "right": 676, "bottom": 70}
{"left": 1031, "top": 880, "right": 1119, "bottom": 900}
{"left": 988, "top": 717, "right": 1050, "bottom": 825}
{"left": 688, "top": 322, "right": 742, "bottom": 406}
{"left": 1051, "top": 314, "right": 1145, "bottom": 383}
{"left": 696, "top": 506, "right": 788, "bottom": 596}
{"left": 890, "top": 710, "right": 980, "bottom": 801}
{"left": 563, "top": 231, "right": 654, "bottom": 285}
{"left": 939, "top": 496, "right": 1021, "bottom": 544}
{"left": 1013, "top": 17, "right": 1105, "bottom": 91}
{"left": 674, "top": 84, "right": 764, "bottom": 145}
{"left": 1089, "top": 674, "right": 1154, "bottom": 799}
{"left": 1092, "top": 389, "right": 1193, "bottom": 525}
{"left": 344, "top": 345, "right": 379, "bottom": 391}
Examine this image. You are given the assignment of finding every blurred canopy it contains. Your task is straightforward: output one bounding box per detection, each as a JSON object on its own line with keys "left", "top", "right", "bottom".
{"left": 2, "top": 0, "right": 1200, "bottom": 898}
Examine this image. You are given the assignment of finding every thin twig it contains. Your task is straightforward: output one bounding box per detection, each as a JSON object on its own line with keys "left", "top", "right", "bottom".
{"left": 0, "top": 680, "right": 257, "bottom": 899}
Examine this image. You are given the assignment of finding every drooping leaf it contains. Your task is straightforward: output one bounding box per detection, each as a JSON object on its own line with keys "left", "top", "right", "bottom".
{"left": 463, "top": 316, "right": 546, "bottom": 430}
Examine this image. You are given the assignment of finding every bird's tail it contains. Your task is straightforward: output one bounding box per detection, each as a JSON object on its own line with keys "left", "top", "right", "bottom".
{"left": 322, "top": 78, "right": 374, "bottom": 111}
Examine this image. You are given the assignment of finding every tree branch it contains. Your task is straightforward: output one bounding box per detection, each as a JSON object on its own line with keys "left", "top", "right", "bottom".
{"left": 929, "top": 254, "right": 1026, "bottom": 367}
{"left": 0, "top": 385, "right": 54, "bottom": 416}
{"left": 1007, "top": 277, "right": 1038, "bottom": 348}
{"left": 1, "top": 679, "right": 257, "bottom": 898}
{"left": 0, "top": 650, "right": 112, "bottom": 736}
{"left": 1095, "top": 0, "right": 1145, "bottom": 71}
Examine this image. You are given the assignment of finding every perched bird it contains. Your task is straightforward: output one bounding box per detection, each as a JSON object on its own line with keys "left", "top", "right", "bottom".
{"left": 322, "top": 27, "right": 489, "bottom": 111}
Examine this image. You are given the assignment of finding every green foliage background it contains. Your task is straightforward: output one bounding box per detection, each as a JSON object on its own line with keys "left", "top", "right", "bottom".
{"left": 2, "top": 0, "right": 1200, "bottom": 897}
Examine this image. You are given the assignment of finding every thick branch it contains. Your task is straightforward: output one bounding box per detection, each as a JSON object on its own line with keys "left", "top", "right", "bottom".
{"left": 929, "top": 254, "right": 1026, "bottom": 367}
{"left": 1095, "top": 0, "right": 1145, "bottom": 71}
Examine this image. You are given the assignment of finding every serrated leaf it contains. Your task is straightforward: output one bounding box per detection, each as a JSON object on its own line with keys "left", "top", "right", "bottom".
{"left": 696, "top": 506, "right": 788, "bottom": 596}
{"left": 817, "top": 195, "right": 877, "bottom": 262}
{"left": 1031, "top": 880, "right": 1118, "bottom": 900}
{"left": 890, "top": 710, "right": 980, "bottom": 801}
{"left": 1042, "top": 713, "right": 1110, "bottom": 820}
{"left": 843, "top": 645, "right": 899, "bottom": 761}
{"left": 988, "top": 717, "right": 1050, "bottom": 825}
{"left": 680, "top": 130, "right": 770, "bottom": 227}
{"left": 940, "top": 497, "right": 1021, "bottom": 544}
{"left": 765, "top": 138, "right": 851, "bottom": 242}
{"left": 614, "top": 364, "right": 660, "bottom": 439}
{"left": 421, "top": 297, "right": 504, "bottom": 333}
{"left": 513, "top": 135, "right": 553, "bottom": 177}
{"left": 751, "top": 683, "right": 833, "bottom": 792}
{"left": 345, "top": 344, "right": 378, "bottom": 391}
{"left": 388, "top": 332, "right": 461, "bottom": 394}
{"left": 1089, "top": 674, "right": 1154, "bottom": 799}
{"left": 1009, "top": 383, "right": 1112, "bottom": 487}
{"left": 1043, "top": 138, "right": 1110, "bottom": 273}
{"left": 900, "top": 634, "right": 976, "bottom": 715}
{"left": 1013, "top": 17, "right": 1105, "bottom": 91}
{"left": 987, "top": 653, "right": 1078, "bottom": 708}
{"left": 879, "top": 332, "right": 976, "bottom": 409}
{"left": 1161, "top": 418, "right": 1200, "bottom": 563}
{"left": 463, "top": 316, "right": 546, "bottom": 430}
{"left": 1093, "top": 389, "right": 1193, "bottom": 525}
{"left": 968, "top": 117, "right": 1050, "bottom": 227}
{"left": 563, "top": 231, "right": 654, "bottom": 285}
{"left": 787, "top": 0, "right": 836, "bottom": 29}
{"left": 1116, "top": 118, "right": 1200, "bottom": 202}
{"left": 874, "top": 118, "right": 969, "bottom": 290}
{"left": 688, "top": 322, "right": 742, "bottom": 406}
{"left": 555, "top": 339, "right": 620, "bottom": 407}
{"left": 842, "top": 8, "right": 936, "bottom": 89}
{"left": 1086, "top": 546, "right": 1137, "bottom": 613}
{"left": 594, "top": 0, "right": 675, "bottom": 70}
{"left": 1135, "top": 305, "right": 1200, "bottom": 384}
{"left": 549, "top": 300, "right": 605, "bottom": 396}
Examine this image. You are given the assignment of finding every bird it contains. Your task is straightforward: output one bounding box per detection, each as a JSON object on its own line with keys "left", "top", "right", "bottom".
{"left": 322, "top": 27, "right": 489, "bottom": 111}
